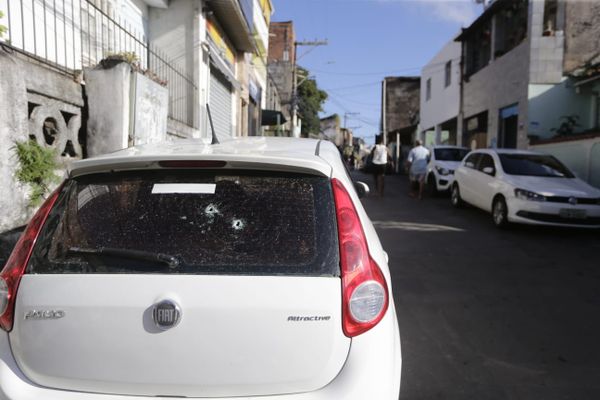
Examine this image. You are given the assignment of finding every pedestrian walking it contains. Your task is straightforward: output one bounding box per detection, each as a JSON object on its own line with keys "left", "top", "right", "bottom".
{"left": 407, "top": 140, "right": 430, "bottom": 200}
{"left": 372, "top": 136, "right": 390, "bottom": 197}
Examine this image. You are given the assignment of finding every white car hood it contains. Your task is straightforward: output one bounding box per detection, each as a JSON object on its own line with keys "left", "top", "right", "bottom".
{"left": 506, "top": 175, "right": 600, "bottom": 198}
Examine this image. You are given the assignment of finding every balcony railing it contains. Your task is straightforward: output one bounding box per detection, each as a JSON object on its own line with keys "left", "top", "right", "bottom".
{"left": 0, "top": 0, "right": 197, "bottom": 129}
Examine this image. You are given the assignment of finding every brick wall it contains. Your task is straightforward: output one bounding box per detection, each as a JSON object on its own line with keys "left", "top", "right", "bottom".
{"left": 268, "top": 21, "right": 295, "bottom": 63}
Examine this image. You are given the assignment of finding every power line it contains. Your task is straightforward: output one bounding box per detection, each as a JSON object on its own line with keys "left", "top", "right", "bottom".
{"left": 323, "top": 80, "right": 382, "bottom": 92}
{"left": 312, "top": 57, "right": 461, "bottom": 77}
{"left": 311, "top": 66, "right": 421, "bottom": 76}
{"left": 324, "top": 94, "right": 380, "bottom": 130}
{"left": 327, "top": 91, "right": 380, "bottom": 112}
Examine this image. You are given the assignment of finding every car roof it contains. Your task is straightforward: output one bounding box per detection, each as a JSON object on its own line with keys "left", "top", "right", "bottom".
{"left": 69, "top": 137, "right": 338, "bottom": 178}
{"left": 430, "top": 145, "right": 469, "bottom": 150}
{"left": 471, "top": 148, "right": 544, "bottom": 156}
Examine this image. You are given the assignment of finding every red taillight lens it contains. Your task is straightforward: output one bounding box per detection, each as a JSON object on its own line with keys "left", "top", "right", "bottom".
{"left": 332, "top": 178, "right": 389, "bottom": 337}
{"left": 0, "top": 183, "right": 64, "bottom": 331}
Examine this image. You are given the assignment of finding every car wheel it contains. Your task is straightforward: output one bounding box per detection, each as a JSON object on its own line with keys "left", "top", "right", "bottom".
{"left": 450, "top": 184, "right": 463, "bottom": 208}
{"left": 428, "top": 174, "right": 438, "bottom": 197}
{"left": 492, "top": 197, "right": 509, "bottom": 228}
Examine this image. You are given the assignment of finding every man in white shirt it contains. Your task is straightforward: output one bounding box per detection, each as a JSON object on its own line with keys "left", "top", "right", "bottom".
{"left": 371, "top": 136, "right": 391, "bottom": 197}
{"left": 407, "top": 140, "right": 430, "bottom": 200}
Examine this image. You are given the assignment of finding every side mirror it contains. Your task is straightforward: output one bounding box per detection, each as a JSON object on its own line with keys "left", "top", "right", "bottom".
{"left": 482, "top": 167, "right": 495, "bottom": 176}
{"left": 354, "top": 181, "right": 370, "bottom": 198}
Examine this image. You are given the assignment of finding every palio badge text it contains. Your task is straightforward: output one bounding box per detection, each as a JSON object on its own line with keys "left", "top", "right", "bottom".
{"left": 24, "top": 310, "right": 66, "bottom": 320}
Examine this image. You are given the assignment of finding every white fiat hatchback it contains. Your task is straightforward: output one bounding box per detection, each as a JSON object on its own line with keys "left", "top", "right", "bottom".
{"left": 0, "top": 137, "right": 401, "bottom": 399}
{"left": 427, "top": 146, "right": 470, "bottom": 195}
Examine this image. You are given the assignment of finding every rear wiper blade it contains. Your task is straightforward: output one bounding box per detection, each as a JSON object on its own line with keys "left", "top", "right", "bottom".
{"left": 68, "top": 247, "right": 181, "bottom": 269}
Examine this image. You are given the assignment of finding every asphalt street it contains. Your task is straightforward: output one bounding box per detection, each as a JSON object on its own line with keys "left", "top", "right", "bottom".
{"left": 357, "top": 172, "right": 600, "bottom": 400}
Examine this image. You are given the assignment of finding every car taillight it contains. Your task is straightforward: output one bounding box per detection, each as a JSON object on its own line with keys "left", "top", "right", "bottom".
{"left": 332, "top": 178, "right": 389, "bottom": 337}
{"left": 0, "top": 183, "right": 63, "bottom": 331}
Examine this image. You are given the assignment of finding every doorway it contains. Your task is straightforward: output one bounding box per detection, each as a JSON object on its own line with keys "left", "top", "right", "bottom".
{"left": 498, "top": 104, "right": 518, "bottom": 148}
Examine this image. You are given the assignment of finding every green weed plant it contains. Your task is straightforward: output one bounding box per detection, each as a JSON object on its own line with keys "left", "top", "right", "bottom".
{"left": 14, "top": 140, "right": 60, "bottom": 207}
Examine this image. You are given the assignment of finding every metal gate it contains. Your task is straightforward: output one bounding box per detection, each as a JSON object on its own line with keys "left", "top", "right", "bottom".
{"left": 209, "top": 69, "right": 233, "bottom": 139}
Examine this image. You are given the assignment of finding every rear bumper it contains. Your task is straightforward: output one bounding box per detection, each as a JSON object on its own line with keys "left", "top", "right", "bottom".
{"left": 0, "top": 308, "right": 401, "bottom": 400}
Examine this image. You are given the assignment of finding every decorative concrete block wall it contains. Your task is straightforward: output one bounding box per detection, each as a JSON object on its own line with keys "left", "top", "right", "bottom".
{"left": 0, "top": 50, "right": 84, "bottom": 232}
{"left": 0, "top": 51, "right": 31, "bottom": 232}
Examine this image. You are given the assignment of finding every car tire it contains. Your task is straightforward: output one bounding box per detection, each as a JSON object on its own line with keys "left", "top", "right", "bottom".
{"left": 492, "top": 197, "right": 510, "bottom": 228}
{"left": 450, "top": 184, "right": 463, "bottom": 208}
{"left": 428, "top": 174, "right": 438, "bottom": 197}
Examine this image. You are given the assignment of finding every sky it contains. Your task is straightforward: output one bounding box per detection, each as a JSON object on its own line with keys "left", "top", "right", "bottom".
{"left": 271, "top": 0, "right": 484, "bottom": 143}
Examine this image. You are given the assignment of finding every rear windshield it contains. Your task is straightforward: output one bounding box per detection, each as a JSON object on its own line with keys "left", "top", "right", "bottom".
{"left": 29, "top": 170, "right": 339, "bottom": 276}
{"left": 434, "top": 148, "right": 470, "bottom": 161}
{"left": 498, "top": 154, "right": 574, "bottom": 178}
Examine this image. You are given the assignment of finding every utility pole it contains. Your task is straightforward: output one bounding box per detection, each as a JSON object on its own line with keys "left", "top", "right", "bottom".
{"left": 291, "top": 39, "right": 328, "bottom": 138}
{"left": 381, "top": 79, "right": 387, "bottom": 145}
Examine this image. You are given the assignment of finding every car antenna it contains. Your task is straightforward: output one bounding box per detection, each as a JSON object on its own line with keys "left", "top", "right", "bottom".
{"left": 206, "top": 104, "right": 219, "bottom": 145}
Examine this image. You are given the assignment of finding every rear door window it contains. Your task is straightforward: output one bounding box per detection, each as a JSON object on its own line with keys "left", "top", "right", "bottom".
{"left": 29, "top": 170, "right": 339, "bottom": 276}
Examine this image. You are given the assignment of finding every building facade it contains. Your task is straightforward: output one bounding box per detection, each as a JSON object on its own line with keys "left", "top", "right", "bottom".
{"left": 456, "top": 0, "right": 600, "bottom": 151}
{"left": 266, "top": 20, "right": 295, "bottom": 137}
{"left": 382, "top": 76, "right": 420, "bottom": 154}
{"left": 0, "top": 0, "right": 273, "bottom": 231}
{"left": 420, "top": 39, "right": 462, "bottom": 146}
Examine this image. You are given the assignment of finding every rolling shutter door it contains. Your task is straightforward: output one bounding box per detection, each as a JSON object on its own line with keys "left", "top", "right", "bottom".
{"left": 209, "top": 69, "right": 233, "bottom": 139}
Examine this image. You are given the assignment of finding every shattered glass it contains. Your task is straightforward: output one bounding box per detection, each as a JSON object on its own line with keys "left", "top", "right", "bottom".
{"left": 29, "top": 170, "right": 339, "bottom": 276}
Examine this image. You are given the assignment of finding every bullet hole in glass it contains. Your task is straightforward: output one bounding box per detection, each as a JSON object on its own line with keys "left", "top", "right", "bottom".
{"left": 205, "top": 204, "right": 219, "bottom": 217}
{"left": 232, "top": 219, "right": 245, "bottom": 231}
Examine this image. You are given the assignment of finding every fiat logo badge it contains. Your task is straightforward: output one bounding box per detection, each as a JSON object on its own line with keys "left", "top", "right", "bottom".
{"left": 568, "top": 197, "right": 577, "bottom": 205}
{"left": 153, "top": 300, "right": 181, "bottom": 330}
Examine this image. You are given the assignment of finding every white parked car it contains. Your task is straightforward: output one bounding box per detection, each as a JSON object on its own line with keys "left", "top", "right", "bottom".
{"left": 452, "top": 148, "right": 600, "bottom": 228}
{"left": 0, "top": 137, "right": 401, "bottom": 399}
{"left": 427, "top": 146, "right": 470, "bottom": 194}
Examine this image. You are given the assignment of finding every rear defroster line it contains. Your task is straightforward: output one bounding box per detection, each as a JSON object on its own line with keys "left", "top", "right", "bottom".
{"left": 67, "top": 247, "right": 181, "bottom": 269}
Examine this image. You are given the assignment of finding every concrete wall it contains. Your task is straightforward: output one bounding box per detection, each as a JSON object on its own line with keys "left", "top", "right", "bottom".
{"left": 530, "top": 136, "right": 600, "bottom": 188}
{"left": 267, "top": 21, "right": 294, "bottom": 112}
{"left": 563, "top": 0, "right": 600, "bottom": 73}
{"left": 462, "top": 40, "right": 530, "bottom": 148}
{"left": 0, "top": 52, "right": 32, "bottom": 232}
{"left": 267, "top": 62, "right": 293, "bottom": 106}
{"left": 149, "top": 0, "right": 204, "bottom": 138}
{"left": 85, "top": 62, "right": 169, "bottom": 157}
{"left": 132, "top": 72, "right": 169, "bottom": 144}
{"left": 420, "top": 40, "right": 461, "bottom": 131}
{"left": 528, "top": 79, "right": 594, "bottom": 140}
{"left": 85, "top": 63, "right": 132, "bottom": 156}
